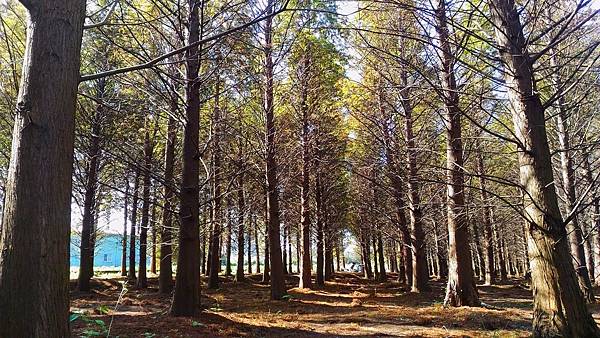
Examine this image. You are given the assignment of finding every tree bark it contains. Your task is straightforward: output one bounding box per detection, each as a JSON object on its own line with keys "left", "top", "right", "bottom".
{"left": 0, "top": 0, "right": 85, "bottom": 334}
{"left": 488, "top": 0, "right": 599, "bottom": 335}
{"left": 235, "top": 164, "right": 246, "bottom": 282}
{"left": 121, "top": 176, "right": 129, "bottom": 277}
{"left": 78, "top": 79, "right": 105, "bottom": 291}
{"left": 399, "top": 76, "right": 429, "bottom": 292}
{"left": 171, "top": 0, "right": 202, "bottom": 316}
{"left": 136, "top": 128, "right": 153, "bottom": 289}
{"left": 553, "top": 57, "right": 594, "bottom": 302}
{"left": 209, "top": 78, "right": 223, "bottom": 289}
{"left": 263, "top": 0, "right": 286, "bottom": 299}
{"left": 159, "top": 92, "right": 177, "bottom": 293}
{"left": 316, "top": 173, "right": 325, "bottom": 286}
{"left": 435, "top": 0, "right": 480, "bottom": 307}
{"left": 476, "top": 145, "right": 495, "bottom": 285}
{"left": 584, "top": 154, "right": 600, "bottom": 286}
{"left": 128, "top": 170, "right": 141, "bottom": 283}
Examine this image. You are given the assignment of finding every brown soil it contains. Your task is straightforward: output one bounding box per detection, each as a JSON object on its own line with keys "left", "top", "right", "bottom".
{"left": 68, "top": 272, "right": 580, "bottom": 337}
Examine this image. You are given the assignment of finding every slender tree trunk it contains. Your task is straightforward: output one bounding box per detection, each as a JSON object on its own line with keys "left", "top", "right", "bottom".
{"left": 171, "top": 0, "right": 203, "bottom": 316}
{"left": 262, "top": 214, "right": 271, "bottom": 282}
{"left": 159, "top": 95, "right": 177, "bottom": 293}
{"left": 121, "top": 177, "right": 129, "bottom": 277}
{"left": 298, "top": 47, "right": 312, "bottom": 289}
{"left": 288, "top": 225, "right": 293, "bottom": 273}
{"left": 584, "top": 154, "right": 600, "bottom": 286}
{"left": 476, "top": 146, "right": 495, "bottom": 285}
{"left": 78, "top": 83, "right": 104, "bottom": 291}
{"left": 263, "top": 0, "right": 286, "bottom": 299}
{"left": 208, "top": 78, "right": 223, "bottom": 289}
{"left": 150, "top": 200, "right": 157, "bottom": 275}
{"left": 553, "top": 63, "right": 594, "bottom": 302}
{"left": 137, "top": 129, "right": 153, "bottom": 289}
{"left": 0, "top": 0, "right": 85, "bottom": 334}
{"left": 433, "top": 219, "right": 447, "bottom": 278}
{"left": 247, "top": 214, "right": 253, "bottom": 274}
{"left": 128, "top": 171, "right": 141, "bottom": 282}
{"left": 235, "top": 166, "right": 246, "bottom": 282}
{"left": 489, "top": 0, "right": 599, "bottom": 334}
{"left": 225, "top": 199, "right": 232, "bottom": 276}
{"left": 316, "top": 173, "right": 325, "bottom": 286}
{"left": 399, "top": 77, "right": 429, "bottom": 292}
{"left": 255, "top": 216, "right": 261, "bottom": 274}
{"left": 377, "top": 232, "right": 387, "bottom": 282}
{"left": 282, "top": 225, "right": 288, "bottom": 274}
{"left": 435, "top": 0, "right": 479, "bottom": 307}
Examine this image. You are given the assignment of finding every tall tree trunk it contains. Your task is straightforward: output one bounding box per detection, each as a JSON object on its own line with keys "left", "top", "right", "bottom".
{"left": 316, "top": 173, "right": 325, "bottom": 286}
{"left": 159, "top": 93, "right": 177, "bottom": 293}
{"left": 255, "top": 216, "right": 261, "bottom": 273}
{"left": 121, "top": 177, "right": 129, "bottom": 277}
{"left": 128, "top": 170, "right": 141, "bottom": 282}
{"left": 282, "top": 225, "right": 288, "bottom": 274}
{"left": 150, "top": 200, "right": 157, "bottom": 275}
{"left": 435, "top": 0, "right": 479, "bottom": 307}
{"left": 225, "top": 198, "right": 232, "bottom": 276}
{"left": 553, "top": 60, "right": 594, "bottom": 302}
{"left": 0, "top": 0, "right": 85, "bottom": 334}
{"left": 476, "top": 145, "right": 495, "bottom": 285}
{"left": 298, "top": 46, "right": 312, "bottom": 289}
{"left": 235, "top": 165, "right": 246, "bottom": 282}
{"left": 171, "top": 0, "right": 202, "bottom": 316}
{"left": 433, "top": 219, "right": 447, "bottom": 278}
{"left": 247, "top": 214, "right": 253, "bottom": 274}
{"left": 137, "top": 129, "right": 153, "bottom": 289}
{"left": 584, "top": 154, "right": 600, "bottom": 286}
{"left": 262, "top": 212, "right": 271, "bottom": 282}
{"left": 377, "top": 231, "right": 387, "bottom": 281}
{"left": 208, "top": 78, "right": 223, "bottom": 289}
{"left": 263, "top": 0, "right": 286, "bottom": 299}
{"left": 78, "top": 81, "right": 104, "bottom": 291}
{"left": 399, "top": 76, "right": 429, "bottom": 292}
{"left": 488, "top": 0, "right": 599, "bottom": 335}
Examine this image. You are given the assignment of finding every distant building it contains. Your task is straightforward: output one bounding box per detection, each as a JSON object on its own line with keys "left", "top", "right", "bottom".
{"left": 70, "top": 233, "right": 149, "bottom": 268}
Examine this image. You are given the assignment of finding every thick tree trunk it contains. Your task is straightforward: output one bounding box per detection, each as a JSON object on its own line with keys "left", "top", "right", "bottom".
{"left": 434, "top": 0, "right": 480, "bottom": 307}
{"left": 159, "top": 99, "right": 177, "bottom": 293}
{"left": 121, "top": 177, "right": 129, "bottom": 277}
{"left": 128, "top": 171, "right": 141, "bottom": 282}
{"left": 78, "top": 82, "right": 104, "bottom": 291}
{"left": 488, "top": 0, "right": 599, "bottom": 335}
{"left": 263, "top": 0, "right": 286, "bottom": 299}
{"left": 137, "top": 129, "right": 153, "bottom": 289}
{"left": 0, "top": 0, "right": 85, "bottom": 334}
{"left": 171, "top": 0, "right": 202, "bottom": 316}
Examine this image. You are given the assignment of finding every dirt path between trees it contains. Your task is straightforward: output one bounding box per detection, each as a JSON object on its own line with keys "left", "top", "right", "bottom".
{"left": 71, "top": 272, "right": 593, "bottom": 337}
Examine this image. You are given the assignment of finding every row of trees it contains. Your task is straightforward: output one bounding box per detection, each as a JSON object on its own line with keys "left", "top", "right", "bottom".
{"left": 0, "top": 0, "right": 598, "bottom": 337}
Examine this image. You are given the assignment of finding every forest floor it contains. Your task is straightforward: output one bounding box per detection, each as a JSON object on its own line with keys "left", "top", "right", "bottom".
{"left": 69, "top": 272, "right": 592, "bottom": 337}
